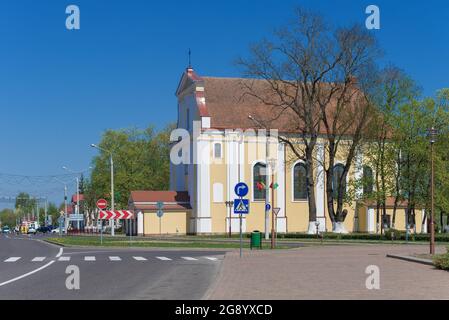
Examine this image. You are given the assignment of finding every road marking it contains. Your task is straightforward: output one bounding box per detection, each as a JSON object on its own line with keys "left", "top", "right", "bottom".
{"left": 156, "top": 257, "right": 172, "bottom": 261}
{"left": 32, "top": 257, "right": 46, "bottom": 262}
{"left": 84, "top": 256, "right": 96, "bottom": 261}
{"left": 182, "top": 257, "right": 198, "bottom": 261}
{"left": 133, "top": 256, "right": 147, "bottom": 261}
{"left": 4, "top": 257, "right": 21, "bottom": 262}
{"left": 0, "top": 260, "right": 55, "bottom": 288}
{"left": 109, "top": 256, "right": 122, "bottom": 261}
{"left": 58, "top": 256, "right": 71, "bottom": 262}
{"left": 56, "top": 248, "right": 63, "bottom": 258}
{"left": 205, "top": 257, "right": 218, "bottom": 261}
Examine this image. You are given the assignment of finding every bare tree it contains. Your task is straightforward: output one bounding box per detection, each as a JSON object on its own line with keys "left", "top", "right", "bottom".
{"left": 318, "top": 25, "right": 382, "bottom": 233}
{"left": 237, "top": 8, "right": 348, "bottom": 233}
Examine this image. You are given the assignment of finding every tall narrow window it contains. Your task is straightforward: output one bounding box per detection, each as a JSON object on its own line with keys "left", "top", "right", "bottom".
{"left": 363, "top": 166, "right": 374, "bottom": 195}
{"left": 214, "top": 143, "right": 222, "bottom": 159}
{"left": 253, "top": 162, "right": 267, "bottom": 201}
{"left": 293, "top": 162, "right": 308, "bottom": 200}
{"left": 332, "top": 163, "right": 346, "bottom": 199}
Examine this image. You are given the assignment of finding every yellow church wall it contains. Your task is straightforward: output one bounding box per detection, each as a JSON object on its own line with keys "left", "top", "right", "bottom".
{"left": 143, "top": 211, "right": 191, "bottom": 235}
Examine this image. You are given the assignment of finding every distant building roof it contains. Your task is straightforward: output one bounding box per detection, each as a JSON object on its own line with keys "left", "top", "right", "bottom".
{"left": 71, "top": 194, "right": 85, "bottom": 203}
{"left": 129, "top": 191, "right": 191, "bottom": 211}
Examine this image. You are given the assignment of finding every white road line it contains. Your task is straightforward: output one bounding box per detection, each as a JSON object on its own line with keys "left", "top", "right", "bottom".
{"left": 156, "top": 257, "right": 172, "bottom": 261}
{"left": 182, "top": 257, "right": 198, "bottom": 261}
{"left": 56, "top": 248, "right": 63, "bottom": 258}
{"left": 205, "top": 257, "right": 218, "bottom": 261}
{"left": 133, "top": 256, "right": 147, "bottom": 261}
{"left": 58, "top": 256, "right": 71, "bottom": 262}
{"left": 84, "top": 256, "right": 96, "bottom": 261}
{"left": 0, "top": 260, "right": 55, "bottom": 287}
{"left": 32, "top": 257, "right": 46, "bottom": 262}
{"left": 109, "top": 256, "right": 122, "bottom": 261}
{"left": 4, "top": 257, "right": 21, "bottom": 263}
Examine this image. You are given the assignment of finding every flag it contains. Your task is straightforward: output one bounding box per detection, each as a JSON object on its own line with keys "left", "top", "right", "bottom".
{"left": 270, "top": 182, "right": 279, "bottom": 189}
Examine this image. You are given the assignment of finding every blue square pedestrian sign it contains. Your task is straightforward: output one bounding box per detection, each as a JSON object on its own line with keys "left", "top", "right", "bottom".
{"left": 234, "top": 199, "right": 249, "bottom": 214}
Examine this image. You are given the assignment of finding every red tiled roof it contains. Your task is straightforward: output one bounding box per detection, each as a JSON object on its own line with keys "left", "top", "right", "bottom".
{"left": 200, "top": 76, "right": 366, "bottom": 134}
{"left": 129, "top": 191, "right": 191, "bottom": 211}
{"left": 129, "top": 191, "right": 190, "bottom": 203}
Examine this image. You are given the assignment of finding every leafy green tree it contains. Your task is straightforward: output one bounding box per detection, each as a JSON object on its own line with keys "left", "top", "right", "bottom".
{"left": 85, "top": 124, "right": 174, "bottom": 210}
{"left": 15, "top": 192, "right": 36, "bottom": 216}
{"left": 0, "top": 209, "right": 16, "bottom": 227}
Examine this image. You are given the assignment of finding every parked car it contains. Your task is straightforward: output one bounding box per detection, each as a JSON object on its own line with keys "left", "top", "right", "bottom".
{"left": 51, "top": 227, "right": 65, "bottom": 234}
{"left": 2, "top": 226, "right": 10, "bottom": 234}
{"left": 27, "top": 227, "right": 37, "bottom": 234}
{"left": 37, "top": 226, "right": 52, "bottom": 234}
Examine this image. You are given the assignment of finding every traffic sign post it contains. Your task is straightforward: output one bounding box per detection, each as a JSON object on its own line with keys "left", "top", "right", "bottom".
{"left": 273, "top": 208, "right": 281, "bottom": 247}
{"left": 98, "top": 210, "right": 134, "bottom": 245}
{"left": 157, "top": 210, "right": 164, "bottom": 238}
{"left": 234, "top": 183, "right": 250, "bottom": 258}
{"left": 156, "top": 202, "right": 164, "bottom": 238}
{"left": 96, "top": 199, "right": 108, "bottom": 245}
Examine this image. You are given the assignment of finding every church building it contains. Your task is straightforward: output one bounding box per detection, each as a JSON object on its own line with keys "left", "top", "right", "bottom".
{"left": 128, "top": 68, "right": 426, "bottom": 236}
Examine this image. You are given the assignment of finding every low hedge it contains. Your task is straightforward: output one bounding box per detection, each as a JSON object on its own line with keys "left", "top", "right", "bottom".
{"left": 275, "top": 231, "right": 449, "bottom": 242}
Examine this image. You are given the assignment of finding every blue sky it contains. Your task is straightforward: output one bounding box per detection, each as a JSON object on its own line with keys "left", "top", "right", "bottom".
{"left": 0, "top": 0, "right": 448, "bottom": 205}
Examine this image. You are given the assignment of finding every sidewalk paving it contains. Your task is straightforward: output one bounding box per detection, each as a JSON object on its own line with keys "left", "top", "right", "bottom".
{"left": 207, "top": 244, "right": 449, "bottom": 300}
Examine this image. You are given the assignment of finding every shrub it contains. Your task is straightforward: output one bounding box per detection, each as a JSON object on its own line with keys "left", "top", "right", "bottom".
{"left": 433, "top": 247, "right": 449, "bottom": 270}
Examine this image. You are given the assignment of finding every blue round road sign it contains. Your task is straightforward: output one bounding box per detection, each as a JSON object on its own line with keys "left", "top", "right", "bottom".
{"left": 234, "top": 182, "right": 249, "bottom": 197}
{"left": 266, "top": 203, "right": 271, "bottom": 211}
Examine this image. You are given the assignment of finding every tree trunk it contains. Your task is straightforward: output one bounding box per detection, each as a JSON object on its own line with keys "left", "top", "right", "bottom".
{"left": 305, "top": 140, "right": 318, "bottom": 234}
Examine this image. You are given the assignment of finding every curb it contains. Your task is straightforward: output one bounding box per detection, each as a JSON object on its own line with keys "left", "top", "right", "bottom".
{"left": 386, "top": 254, "right": 434, "bottom": 266}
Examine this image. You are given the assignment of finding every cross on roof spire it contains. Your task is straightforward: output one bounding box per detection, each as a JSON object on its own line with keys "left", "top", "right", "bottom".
{"left": 188, "top": 48, "right": 191, "bottom": 68}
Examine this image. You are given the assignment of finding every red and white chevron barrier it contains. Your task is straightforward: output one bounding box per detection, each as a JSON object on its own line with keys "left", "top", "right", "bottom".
{"left": 99, "top": 210, "right": 134, "bottom": 220}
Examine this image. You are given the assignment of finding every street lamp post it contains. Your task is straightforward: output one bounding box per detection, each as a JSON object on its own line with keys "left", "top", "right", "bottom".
{"left": 54, "top": 178, "right": 69, "bottom": 233}
{"left": 91, "top": 144, "right": 115, "bottom": 236}
{"left": 63, "top": 166, "right": 91, "bottom": 231}
{"left": 428, "top": 127, "right": 437, "bottom": 255}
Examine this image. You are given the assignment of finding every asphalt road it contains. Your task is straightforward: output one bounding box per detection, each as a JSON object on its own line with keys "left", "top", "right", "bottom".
{"left": 0, "top": 233, "right": 225, "bottom": 300}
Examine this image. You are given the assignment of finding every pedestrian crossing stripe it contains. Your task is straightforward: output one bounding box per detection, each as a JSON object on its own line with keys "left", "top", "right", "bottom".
{"left": 182, "top": 257, "right": 198, "bottom": 261}
{"left": 109, "top": 256, "right": 122, "bottom": 261}
{"left": 58, "top": 257, "right": 71, "bottom": 262}
{"left": 32, "top": 257, "right": 45, "bottom": 262}
{"left": 84, "top": 256, "right": 96, "bottom": 261}
{"left": 156, "top": 257, "right": 172, "bottom": 261}
{"left": 4, "top": 257, "right": 21, "bottom": 262}
{"left": 133, "top": 256, "right": 147, "bottom": 261}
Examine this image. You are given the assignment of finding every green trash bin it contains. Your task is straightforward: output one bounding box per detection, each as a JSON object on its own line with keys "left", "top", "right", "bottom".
{"left": 250, "top": 231, "right": 262, "bottom": 250}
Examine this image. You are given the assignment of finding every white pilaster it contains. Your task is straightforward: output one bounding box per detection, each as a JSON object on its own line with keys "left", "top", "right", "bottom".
{"left": 195, "top": 138, "right": 211, "bottom": 233}
{"left": 276, "top": 143, "right": 286, "bottom": 233}
{"left": 367, "top": 207, "right": 375, "bottom": 233}
{"left": 137, "top": 211, "right": 144, "bottom": 236}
